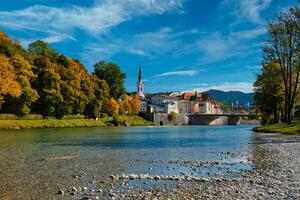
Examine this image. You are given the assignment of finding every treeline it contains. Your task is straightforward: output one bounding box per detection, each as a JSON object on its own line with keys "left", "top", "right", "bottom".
{"left": 254, "top": 4, "right": 300, "bottom": 124}
{"left": 0, "top": 32, "right": 140, "bottom": 118}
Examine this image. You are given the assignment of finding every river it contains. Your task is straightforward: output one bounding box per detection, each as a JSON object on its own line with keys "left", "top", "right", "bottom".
{"left": 0, "top": 125, "right": 299, "bottom": 199}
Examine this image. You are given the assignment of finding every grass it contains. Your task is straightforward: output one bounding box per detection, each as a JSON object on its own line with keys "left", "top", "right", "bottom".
{"left": 100, "top": 115, "right": 155, "bottom": 126}
{"left": 253, "top": 121, "right": 300, "bottom": 135}
{"left": 123, "top": 115, "right": 155, "bottom": 126}
{"left": 0, "top": 115, "right": 154, "bottom": 129}
{"left": 0, "top": 119, "right": 107, "bottom": 129}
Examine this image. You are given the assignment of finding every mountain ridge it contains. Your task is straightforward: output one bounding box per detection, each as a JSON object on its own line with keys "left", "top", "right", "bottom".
{"left": 203, "top": 89, "right": 254, "bottom": 106}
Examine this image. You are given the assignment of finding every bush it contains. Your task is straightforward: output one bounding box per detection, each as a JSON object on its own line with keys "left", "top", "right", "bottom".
{"left": 0, "top": 114, "right": 18, "bottom": 120}
{"left": 62, "top": 114, "right": 85, "bottom": 119}
{"left": 19, "top": 114, "right": 44, "bottom": 120}
{"left": 100, "top": 113, "right": 108, "bottom": 118}
{"left": 168, "top": 112, "right": 177, "bottom": 122}
{"left": 112, "top": 114, "right": 126, "bottom": 126}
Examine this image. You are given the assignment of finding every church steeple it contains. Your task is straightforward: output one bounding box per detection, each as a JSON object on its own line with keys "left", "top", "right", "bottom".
{"left": 137, "top": 66, "right": 145, "bottom": 98}
{"left": 138, "top": 66, "right": 142, "bottom": 82}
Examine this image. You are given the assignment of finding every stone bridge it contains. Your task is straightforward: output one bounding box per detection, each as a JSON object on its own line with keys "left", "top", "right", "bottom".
{"left": 187, "top": 114, "right": 258, "bottom": 125}
{"left": 151, "top": 113, "right": 257, "bottom": 126}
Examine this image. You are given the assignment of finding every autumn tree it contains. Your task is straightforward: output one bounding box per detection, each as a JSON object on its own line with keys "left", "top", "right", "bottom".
{"left": 2, "top": 54, "right": 39, "bottom": 115}
{"left": 0, "top": 54, "right": 21, "bottom": 109}
{"left": 58, "top": 59, "right": 90, "bottom": 115}
{"left": 105, "top": 98, "right": 119, "bottom": 116}
{"left": 131, "top": 94, "right": 140, "bottom": 115}
{"left": 263, "top": 5, "right": 300, "bottom": 123}
{"left": 93, "top": 61, "right": 126, "bottom": 99}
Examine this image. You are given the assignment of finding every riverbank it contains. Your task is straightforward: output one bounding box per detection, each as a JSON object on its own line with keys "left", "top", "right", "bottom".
{"left": 253, "top": 121, "right": 300, "bottom": 135}
{"left": 0, "top": 115, "right": 154, "bottom": 129}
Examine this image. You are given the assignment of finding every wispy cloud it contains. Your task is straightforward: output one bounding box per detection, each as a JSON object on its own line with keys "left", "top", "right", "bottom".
{"left": 184, "top": 82, "right": 254, "bottom": 93}
{"left": 230, "top": 27, "right": 267, "bottom": 39}
{"left": 0, "top": 0, "right": 184, "bottom": 41}
{"left": 155, "top": 70, "right": 198, "bottom": 77}
{"left": 81, "top": 26, "right": 193, "bottom": 66}
{"left": 221, "top": 0, "right": 271, "bottom": 25}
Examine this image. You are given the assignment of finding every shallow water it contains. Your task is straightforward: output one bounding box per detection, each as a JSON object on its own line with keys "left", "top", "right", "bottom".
{"left": 0, "top": 125, "right": 259, "bottom": 198}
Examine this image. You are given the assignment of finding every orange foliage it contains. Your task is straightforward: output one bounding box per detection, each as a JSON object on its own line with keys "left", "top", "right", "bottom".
{"left": 131, "top": 94, "right": 140, "bottom": 115}
{"left": 107, "top": 98, "right": 119, "bottom": 116}
{"left": 0, "top": 54, "right": 21, "bottom": 107}
{"left": 0, "top": 31, "right": 11, "bottom": 43}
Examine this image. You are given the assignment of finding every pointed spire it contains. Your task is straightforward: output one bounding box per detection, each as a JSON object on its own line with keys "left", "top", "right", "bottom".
{"left": 138, "top": 65, "right": 142, "bottom": 82}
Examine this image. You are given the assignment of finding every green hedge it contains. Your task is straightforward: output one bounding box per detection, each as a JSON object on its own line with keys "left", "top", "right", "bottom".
{"left": 62, "top": 115, "right": 85, "bottom": 119}
{"left": 0, "top": 114, "right": 18, "bottom": 120}
{"left": 19, "top": 114, "right": 44, "bottom": 120}
{"left": 0, "top": 114, "right": 44, "bottom": 120}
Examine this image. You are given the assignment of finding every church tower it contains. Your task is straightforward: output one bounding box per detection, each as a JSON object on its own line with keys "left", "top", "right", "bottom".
{"left": 137, "top": 66, "right": 145, "bottom": 98}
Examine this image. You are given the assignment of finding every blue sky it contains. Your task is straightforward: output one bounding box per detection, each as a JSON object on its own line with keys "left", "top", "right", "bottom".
{"left": 0, "top": 0, "right": 296, "bottom": 93}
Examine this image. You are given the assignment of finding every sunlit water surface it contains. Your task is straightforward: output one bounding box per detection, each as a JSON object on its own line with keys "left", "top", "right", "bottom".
{"left": 0, "top": 125, "right": 256, "bottom": 198}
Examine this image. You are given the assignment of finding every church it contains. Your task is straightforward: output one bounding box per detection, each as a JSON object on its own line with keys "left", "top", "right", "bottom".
{"left": 137, "top": 67, "right": 147, "bottom": 113}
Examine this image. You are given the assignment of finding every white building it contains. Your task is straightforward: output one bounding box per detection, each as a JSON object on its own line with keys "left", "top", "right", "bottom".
{"left": 150, "top": 95, "right": 179, "bottom": 114}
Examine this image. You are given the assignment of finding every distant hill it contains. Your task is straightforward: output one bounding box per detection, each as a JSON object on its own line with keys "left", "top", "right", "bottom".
{"left": 203, "top": 90, "right": 254, "bottom": 106}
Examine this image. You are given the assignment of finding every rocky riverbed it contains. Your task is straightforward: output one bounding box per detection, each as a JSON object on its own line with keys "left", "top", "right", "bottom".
{"left": 54, "top": 133, "right": 300, "bottom": 200}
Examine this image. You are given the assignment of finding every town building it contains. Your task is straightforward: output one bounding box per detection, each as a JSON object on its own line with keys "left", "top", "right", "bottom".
{"left": 176, "top": 92, "right": 223, "bottom": 114}
{"left": 150, "top": 94, "right": 179, "bottom": 114}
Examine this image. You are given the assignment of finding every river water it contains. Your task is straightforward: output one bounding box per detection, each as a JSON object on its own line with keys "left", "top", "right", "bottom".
{"left": 0, "top": 125, "right": 291, "bottom": 199}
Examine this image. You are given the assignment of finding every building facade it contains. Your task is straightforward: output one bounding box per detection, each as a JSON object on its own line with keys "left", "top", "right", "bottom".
{"left": 150, "top": 95, "right": 179, "bottom": 114}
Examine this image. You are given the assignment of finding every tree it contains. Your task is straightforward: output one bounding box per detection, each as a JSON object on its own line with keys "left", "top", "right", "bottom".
{"left": 254, "top": 63, "right": 284, "bottom": 124}
{"left": 131, "top": 94, "right": 140, "bottom": 115}
{"left": 0, "top": 54, "right": 22, "bottom": 109}
{"left": 2, "top": 54, "right": 39, "bottom": 115}
{"left": 31, "top": 58, "right": 63, "bottom": 117}
{"left": 168, "top": 111, "right": 177, "bottom": 122}
{"left": 106, "top": 98, "right": 119, "bottom": 116}
{"left": 28, "top": 40, "right": 53, "bottom": 56}
{"left": 263, "top": 5, "right": 300, "bottom": 123}
{"left": 93, "top": 61, "right": 126, "bottom": 99}
{"left": 85, "top": 75, "right": 110, "bottom": 118}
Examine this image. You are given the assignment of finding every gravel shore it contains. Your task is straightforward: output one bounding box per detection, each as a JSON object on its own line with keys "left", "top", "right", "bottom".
{"left": 56, "top": 132, "right": 300, "bottom": 200}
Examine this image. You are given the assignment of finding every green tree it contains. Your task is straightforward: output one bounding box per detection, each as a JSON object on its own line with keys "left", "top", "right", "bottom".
{"left": 263, "top": 5, "right": 300, "bottom": 123}
{"left": 254, "top": 63, "right": 284, "bottom": 124}
{"left": 85, "top": 75, "right": 110, "bottom": 118}
{"left": 31, "top": 57, "right": 63, "bottom": 117}
{"left": 28, "top": 40, "right": 53, "bottom": 56}
{"left": 93, "top": 61, "right": 126, "bottom": 99}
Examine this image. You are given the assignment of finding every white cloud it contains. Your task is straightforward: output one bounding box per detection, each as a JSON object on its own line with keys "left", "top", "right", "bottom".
{"left": 0, "top": 0, "right": 184, "bottom": 40}
{"left": 184, "top": 82, "right": 254, "bottom": 93}
{"left": 81, "top": 27, "right": 185, "bottom": 66}
{"left": 221, "top": 0, "right": 271, "bottom": 25}
{"left": 230, "top": 27, "right": 267, "bottom": 39}
{"left": 155, "top": 70, "right": 198, "bottom": 77}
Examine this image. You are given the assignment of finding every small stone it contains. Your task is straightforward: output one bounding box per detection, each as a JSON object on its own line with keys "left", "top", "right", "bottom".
{"left": 73, "top": 175, "right": 79, "bottom": 179}
{"left": 70, "top": 191, "right": 76, "bottom": 195}
{"left": 71, "top": 187, "right": 77, "bottom": 192}
{"left": 57, "top": 189, "right": 64, "bottom": 195}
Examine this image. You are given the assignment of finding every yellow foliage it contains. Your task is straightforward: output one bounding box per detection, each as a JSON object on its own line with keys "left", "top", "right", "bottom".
{"left": 131, "top": 94, "right": 140, "bottom": 115}
{"left": 107, "top": 98, "right": 119, "bottom": 116}
{"left": 0, "top": 54, "right": 21, "bottom": 108}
